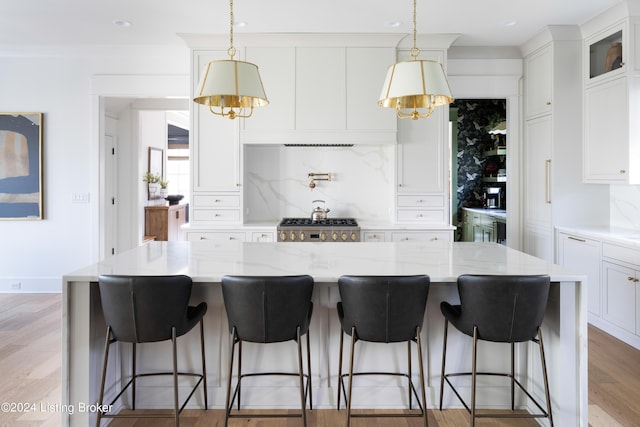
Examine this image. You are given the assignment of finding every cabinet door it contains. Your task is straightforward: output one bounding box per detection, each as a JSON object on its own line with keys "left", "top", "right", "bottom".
{"left": 192, "top": 50, "right": 240, "bottom": 192}
{"left": 346, "top": 47, "right": 397, "bottom": 131}
{"left": 584, "top": 77, "right": 629, "bottom": 183}
{"left": 603, "top": 261, "right": 637, "bottom": 334}
{"left": 167, "top": 205, "right": 186, "bottom": 241}
{"left": 243, "top": 47, "right": 295, "bottom": 132}
{"left": 296, "top": 47, "right": 345, "bottom": 130}
{"left": 524, "top": 45, "right": 552, "bottom": 118}
{"left": 558, "top": 233, "right": 602, "bottom": 317}
{"left": 396, "top": 50, "right": 447, "bottom": 194}
{"left": 524, "top": 115, "right": 552, "bottom": 229}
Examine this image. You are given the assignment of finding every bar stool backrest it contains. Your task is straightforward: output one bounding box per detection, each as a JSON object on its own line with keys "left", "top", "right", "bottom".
{"left": 337, "top": 275, "right": 430, "bottom": 343}
{"left": 452, "top": 274, "right": 551, "bottom": 343}
{"left": 98, "top": 275, "right": 196, "bottom": 343}
{"left": 221, "top": 275, "right": 314, "bottom": 343}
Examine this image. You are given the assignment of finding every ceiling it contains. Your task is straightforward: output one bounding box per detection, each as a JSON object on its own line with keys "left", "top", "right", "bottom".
{"left": 0, "top": 0, "right": 622, "bottom": 48}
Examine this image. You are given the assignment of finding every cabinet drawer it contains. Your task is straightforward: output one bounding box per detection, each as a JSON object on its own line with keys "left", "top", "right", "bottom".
{"left": 397, "top": 195, "right": 444, "bottom": 208}
{"left": 396, "top": 209, "right": 444, "bottom": 223}
{"left": 187, "top": 231, "right": 246, "bottom": 242}
{"left": 603, "top": 243, "right": 640, "bottom": 266}
{"left": 193, "top": 194, "right": 240, "bottom": 208}
{"left": 192, "top": 209, "right": 241, "bottom": 222}
{"left": 252, "top": 231, "right": 275, "bottom": 242}
{"left": 391, "top": 231, "right": 451, "bottom": 242}
{"left": 362, "top": 231, "right": 386, "bottom": 242}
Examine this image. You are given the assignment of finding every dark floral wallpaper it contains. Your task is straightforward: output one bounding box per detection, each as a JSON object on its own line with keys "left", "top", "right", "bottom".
{"left": 452, "top": 99, "right": 506, "bottom": 234}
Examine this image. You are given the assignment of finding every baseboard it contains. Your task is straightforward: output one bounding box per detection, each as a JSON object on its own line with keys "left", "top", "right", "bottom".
{"left": 0, "top": 277, "right": 61, "bottom": 293}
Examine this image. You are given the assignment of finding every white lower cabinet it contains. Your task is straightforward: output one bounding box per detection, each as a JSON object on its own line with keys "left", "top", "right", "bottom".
{"left": 186, "top": 231, "right": 247, "bottom": 243}
{"left": 362, "top": 229, "right": 453, "bottom": 243}
{"left": 557, "top": 232, "right": 602, "bottom": 317}
{"left": 602, "top": 260, "right": 638, "bottom": 333}
{"left": 557, "top": 230, "right": 640, "bottom": 349}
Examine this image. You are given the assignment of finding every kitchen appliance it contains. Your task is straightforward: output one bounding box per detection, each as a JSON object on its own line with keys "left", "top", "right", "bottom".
{"left": 484, "top": 187, "right": 502, "bottom": 209}
{"left": 277, "top": 218, "right": 360, "bottom": 242}
{"left": 310, "top": 199, "right": 330, "bottom": 221}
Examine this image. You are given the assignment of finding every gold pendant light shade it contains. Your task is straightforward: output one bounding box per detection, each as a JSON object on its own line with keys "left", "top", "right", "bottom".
{"left": 193, "top": 0, "right": 268, "bottom": 119}
{"left": 378, "top": 0, "right": 454, "bottom": 120}
{"left": 378, "top": 59, "right": 453, "bottom": 120}
{"left": 194, "top": 58, "right": 268, "bottom": 119}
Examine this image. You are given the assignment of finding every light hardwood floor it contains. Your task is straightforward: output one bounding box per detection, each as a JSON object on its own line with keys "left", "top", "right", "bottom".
{"left": 0, "top": 293, "right": 638, "bottom": 426}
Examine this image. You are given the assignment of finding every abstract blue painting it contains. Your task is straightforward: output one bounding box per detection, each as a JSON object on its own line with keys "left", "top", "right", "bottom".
{"left": 0, "top": 113, "right": 43, "bottom": 219}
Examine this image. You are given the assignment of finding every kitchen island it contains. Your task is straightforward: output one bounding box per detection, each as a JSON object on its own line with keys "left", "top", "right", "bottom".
{"left": 62, "top": 241, "right": 586, "bottom": 426}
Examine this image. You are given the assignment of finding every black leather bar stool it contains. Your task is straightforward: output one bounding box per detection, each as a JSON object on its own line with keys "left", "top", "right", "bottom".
{"left": 221, "top": 275, "right": 314, "bottom": 427}
{"left": 95, "top": 274, "right": 208, "bottom": 427}
{"left": 439, "top": 274, "right": 554, "bottom": 427}
{"left": 336, "top": 275, "right": 431, "bottom": 427}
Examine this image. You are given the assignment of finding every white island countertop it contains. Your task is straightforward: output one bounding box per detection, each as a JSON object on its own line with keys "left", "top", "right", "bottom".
{"left": 62, "top": 241, "right": 587, "bottom": 427}
{"left": 66, "top": 240, "right": 580, "bottom": 283}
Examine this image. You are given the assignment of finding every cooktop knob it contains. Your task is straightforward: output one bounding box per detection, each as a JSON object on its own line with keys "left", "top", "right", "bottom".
{"left": 341, "top": 232, "right": 348, "bottom": 241}
{"left": 320, "top": 232, "right": 327, "bottom": 241}
{"left": 332, "top": 232, "right": 338, "bottom": 241}
{"left": 350, "top": 232, "right": 358, "bottom": 241}
{"left": 290, "top": 232, "right": 297, "bottom": 241}
{"left": 279, "top": 232, "right": 287, "bottom": 241}
{"left": 300, "top": 232, "right": 306, "bottom": 241}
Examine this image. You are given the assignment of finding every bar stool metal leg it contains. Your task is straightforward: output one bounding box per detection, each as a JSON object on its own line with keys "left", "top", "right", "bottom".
{"left": 439, "top": 319, "right": 449, "bottom": 411}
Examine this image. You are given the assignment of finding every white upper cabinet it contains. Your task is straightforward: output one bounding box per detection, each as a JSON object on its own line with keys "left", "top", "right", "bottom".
{"left": 191, "top": 49, "right": 240, "bottom": 192}
{"left": 582, "top": 14, "right": 640, "bottom": 184}
{"left": 240, "top": 42, "right": 397, "bottom": 145}
{"left": 524, "top": 46, "right": 552, "bottom": 119}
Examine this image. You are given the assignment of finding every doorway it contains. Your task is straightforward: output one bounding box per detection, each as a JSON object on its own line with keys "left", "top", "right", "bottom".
{"left": 450, "top": 99, "right": 507, "bottom": 243}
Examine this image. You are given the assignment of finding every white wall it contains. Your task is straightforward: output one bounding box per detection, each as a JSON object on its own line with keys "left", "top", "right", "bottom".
{"left": 0, "top": 45, "right": 189, "bottom": 292}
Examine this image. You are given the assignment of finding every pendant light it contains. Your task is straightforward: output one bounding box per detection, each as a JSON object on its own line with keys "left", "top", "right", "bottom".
{"left": 378, "top": 0, "right": 454, "bottom": 120}
{"left": 193, "top": 0, "right": 268, "bottom": 119}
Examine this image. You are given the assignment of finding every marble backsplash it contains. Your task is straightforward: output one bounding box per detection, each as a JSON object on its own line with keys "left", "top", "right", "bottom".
{"left": 611, "top": 185, "right": 640, "bottom": 230}
{"left": 243, "top": 145, "right": 394, "bottom": 222}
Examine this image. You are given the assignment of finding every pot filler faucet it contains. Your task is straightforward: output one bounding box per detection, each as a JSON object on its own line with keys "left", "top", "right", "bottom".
{"left": 308, "top": 173, "right": 332, "bottom": 189}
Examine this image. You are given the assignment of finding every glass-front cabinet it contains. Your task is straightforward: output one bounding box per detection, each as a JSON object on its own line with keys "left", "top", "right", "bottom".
{"left": 588, "top": 28, "right": 623, "bottom": 80}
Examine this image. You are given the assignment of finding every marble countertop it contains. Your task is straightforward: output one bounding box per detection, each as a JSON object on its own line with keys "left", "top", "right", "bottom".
{"left": 462, "top": 207, "right": 507, "bottom": 219}
{"left": 64, "top": 241, "right": 583, "bottom": 283}
{"left": 556, "top": 225, "right": 640, "bottom": 248}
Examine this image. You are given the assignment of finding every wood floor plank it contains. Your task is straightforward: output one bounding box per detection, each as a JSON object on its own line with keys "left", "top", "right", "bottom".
{"left": 1, "top": 294, "right": 640, "bottom": 426}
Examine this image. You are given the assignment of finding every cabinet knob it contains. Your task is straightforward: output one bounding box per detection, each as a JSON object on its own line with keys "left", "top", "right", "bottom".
{"left": 546, "top": 101, "right": 551, "bottom": 105}
{"left": 620, "top": 170, "right": 626, "bottom": 174}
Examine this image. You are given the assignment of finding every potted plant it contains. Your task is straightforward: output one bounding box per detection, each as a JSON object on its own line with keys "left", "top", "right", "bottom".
{"left": 143, "top": 172, "right": 161, "bottom": 196}
{"left": 159, "top": 178, "right": 169, "bottom": 198}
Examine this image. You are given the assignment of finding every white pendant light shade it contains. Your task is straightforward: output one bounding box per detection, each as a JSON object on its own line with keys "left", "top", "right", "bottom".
{"left": 378, "top": 59, "right": 453, "bottom": 120}
{"left": 194, "top": 59, "right": 268, "bottom": 119}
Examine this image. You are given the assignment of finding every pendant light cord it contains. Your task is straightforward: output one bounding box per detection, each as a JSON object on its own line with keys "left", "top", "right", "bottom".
{"left": 411, "top": 0, "right": 420, "bottom": 60}
{"left": 228, "top": 0, "right": 236, "bottom": 59}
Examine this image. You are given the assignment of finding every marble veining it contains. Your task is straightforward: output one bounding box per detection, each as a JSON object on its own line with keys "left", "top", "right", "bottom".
{"left": 65, "top": 241, "right": 583, "bottom": 283}
{"left": 243, "top": 145, "right": 393, "bottom": 222}
{"left": 610, "top": 184, "right": 640, "bottom": 231}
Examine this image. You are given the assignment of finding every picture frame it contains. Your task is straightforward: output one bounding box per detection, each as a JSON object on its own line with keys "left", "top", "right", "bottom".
{"left": 0, "top": 112, "right": 43, "bottom": 220}
{"left": 148, "top": 147, "right": 163, "bottom": 200}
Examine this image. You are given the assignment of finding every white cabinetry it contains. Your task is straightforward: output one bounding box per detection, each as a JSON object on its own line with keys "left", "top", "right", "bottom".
{"left": 241, "top": 44, "right": 397, "bottom": 145}
{"left": 557, "top": 232, "right": 602, "bottom": 318}
{"left": 524, "top": 46, "right": 552, "bottom": 118}
{"left": 521, "top": 27, "right": 608, "bottom": 262}
{"left": 582, "top": 18, "right": 640, "bottom": 184}
{"left": 556, "top": 229, "right": 640, "bottom": 350}
{"left": 361, "top": 227, "right": 453, "bottom": 243}
{"left": 395, "top": 49, "right": 449, "bottom": 225}
{"left": 602, "top": 243, "right": 640, "bottom": 342}
{"left": 191, "top": 49, "right": 242, "bottom": 224}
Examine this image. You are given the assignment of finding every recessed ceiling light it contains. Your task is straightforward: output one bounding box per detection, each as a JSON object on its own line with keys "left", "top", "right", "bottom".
{"left": 112, "top": 19, "right": 133, "bottom": 27}
{"left": 385, "top": 21, "right": 402, "bottom": 28}
{"left": 502, "top": 20, "right": 517, "bottom": 27}
{"left": 235, "top": 21, "right": 248, "bottom": 28}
